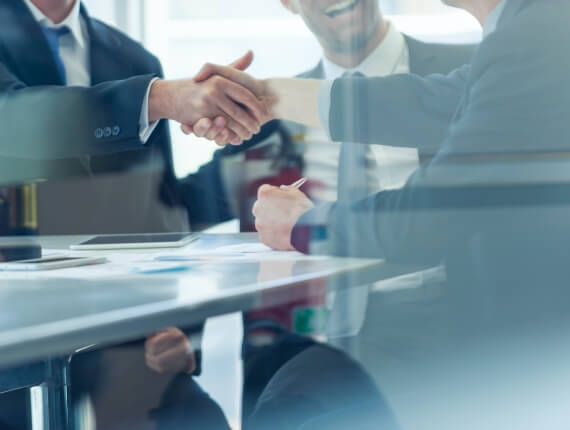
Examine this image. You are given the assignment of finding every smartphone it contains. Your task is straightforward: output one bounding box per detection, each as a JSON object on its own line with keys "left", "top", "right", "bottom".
{"left": 0, "top": 255, "right": 108, "bottom": 271}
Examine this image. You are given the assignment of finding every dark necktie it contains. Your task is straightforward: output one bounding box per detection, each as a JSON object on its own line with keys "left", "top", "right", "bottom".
{"left": 42, "top": 26, "right": 93, "bottom": 174}
{"left": 41, "top": 26, "right": 70, "bottom": 84}
{"left": 337, "top": 71, "right": 379, "bottom": 201}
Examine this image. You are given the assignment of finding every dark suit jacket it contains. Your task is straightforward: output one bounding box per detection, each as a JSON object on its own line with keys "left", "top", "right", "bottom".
{"left": 0, "top": 0, "right": 206, "bottom": 234}
{"left": 195, "top": 35, "right": 476, "bottom": 225}
{"left": 293, "top": 0, "right": 570, "bottom": 315}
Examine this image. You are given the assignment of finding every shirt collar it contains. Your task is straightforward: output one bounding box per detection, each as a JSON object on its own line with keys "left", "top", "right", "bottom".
{"left": 483, "top": 0, "right": 508, "bottom": 38}
{"left": 24, "top": 0, "right": 85, "bottom": 48}
{"left": 322, "top": 22, "right": 406, "bottom": 79}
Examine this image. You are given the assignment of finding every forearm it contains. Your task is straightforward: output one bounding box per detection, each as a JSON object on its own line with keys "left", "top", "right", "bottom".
{"left": 148, "top": 79, "right": 176, "bottom": 123}
{"left": 0, "top": 74, "right": 154, "bottom": 160}
{"left": 264, "top": 78, "right": 322, "bottom": 128}
{"left": 327, "top": 66, "right": 469, "bottom": 150}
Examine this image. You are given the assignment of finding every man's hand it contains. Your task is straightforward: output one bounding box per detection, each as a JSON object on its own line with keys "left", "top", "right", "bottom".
{"left": 184, "top": 54, "right": 276, "bottom": 146}
{"left": 145, "top": 327, "right": 196, "bottom": 375}
{"left": 252, "top": 184, "right": 315, "bottom": 251}
{"left": 148, "top": 51, "right": 268, "bottom": 146}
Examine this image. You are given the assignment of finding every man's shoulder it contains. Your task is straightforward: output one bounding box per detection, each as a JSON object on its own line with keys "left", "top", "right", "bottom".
{"left": 404, "top": 34, "right": 478, "bottom": 76}
{"left": 472, "top": 0, "right": 569, "bottom": 70}
{"left": 296, "top": 62, "right": 324, "bottom": 80}
{"left": 89, "top": 17, "right": 161, "bottom": 73}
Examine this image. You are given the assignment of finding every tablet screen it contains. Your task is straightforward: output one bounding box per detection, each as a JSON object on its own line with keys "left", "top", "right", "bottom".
{"left": 80, "top": 233, "right": 193, "bottom": 246}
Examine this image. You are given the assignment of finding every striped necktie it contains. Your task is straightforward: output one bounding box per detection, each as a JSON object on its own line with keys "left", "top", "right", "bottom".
{"left": 41, "top": 26, "right": 70, "bottom": 84}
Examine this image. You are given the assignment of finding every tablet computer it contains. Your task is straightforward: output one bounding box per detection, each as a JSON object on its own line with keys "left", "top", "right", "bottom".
{"left": 70, "top": 233, "right": 199, "bottom": 250}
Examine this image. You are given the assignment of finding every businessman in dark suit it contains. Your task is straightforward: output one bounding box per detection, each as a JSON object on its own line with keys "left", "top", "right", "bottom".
{"left": 0, "top": 0, "right": 268, "bottom": 235}
{"left": 0, "top": 0, "right": 267, "bottom": 428}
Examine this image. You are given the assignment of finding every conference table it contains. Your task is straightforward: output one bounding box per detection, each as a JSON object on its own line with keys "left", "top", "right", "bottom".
{"left": 0, "top": 233, "right": 414, "bottom": 430}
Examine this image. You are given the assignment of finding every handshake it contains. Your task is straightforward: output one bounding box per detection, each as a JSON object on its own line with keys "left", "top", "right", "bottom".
{"left": 148, "top": 51, "right": 275, "bottom": 147}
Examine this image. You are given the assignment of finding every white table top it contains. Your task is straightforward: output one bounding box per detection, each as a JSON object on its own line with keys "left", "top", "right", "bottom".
{"left": 0, "top": 233, "right": 399, "bottom": 367}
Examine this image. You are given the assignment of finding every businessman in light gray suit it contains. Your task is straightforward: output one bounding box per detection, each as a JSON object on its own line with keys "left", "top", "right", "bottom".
{"left": 193, "top": 0, "right": 570, "bottom": 309}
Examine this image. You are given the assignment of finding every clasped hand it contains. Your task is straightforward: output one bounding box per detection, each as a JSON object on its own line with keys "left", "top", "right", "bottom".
{"left": 149, "top": 51, "right": 272, "bottom": 146}
{"left": 188, "top": 51, "right": 274, "bottom": 146}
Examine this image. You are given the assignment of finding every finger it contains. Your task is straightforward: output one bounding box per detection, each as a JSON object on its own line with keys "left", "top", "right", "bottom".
{"left": 215, "top": 129, "right": 241, "bottom": 146}
{"left": 181, "top": 124, "right": 193, "bottom": 135}
{"left": 145, "top": 356, "right": 162, "bottom": 373}
{"left": 223, "top": 80, "right": 266, "bottom": 125}
{"left": 206, "top": 117, "right": 227, "bottom": 140}
{"left": 149, "top": 346, "right": 192, "bottom": 374}
{"left": 229, "top": 50, "right": 254, "bottom": 72}
{"left": 215, "top": 93, "right": 258, "bottom": 135}
{"left": 192, "top": 118, "right": 213, "bottom": 138}
{"left": 215, "top": 129, "right": 230, "bottom": 146}
{"left": 258, "top": 184, "right": 277, "bottom": 198}
{"left": 197, "top": 64, "right": 259, "bottom": 95}
{"left": 194, "top": 50, "right": 254, "bottom": 83}
{"left": 145, "top": 331, "right": 186, "bottom": 356}
{"left": 225, "top": 118, "right": 252, "bottom": 142}
{"left": 212, "top": 88, "right": 258, "bottom": 133}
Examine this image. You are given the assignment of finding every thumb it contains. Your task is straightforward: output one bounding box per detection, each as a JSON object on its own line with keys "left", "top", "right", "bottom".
{"left": 194, "top": 50, "right": 254, "bottom": 82}
{"left": 230, "top": 50, "right": 254, "bottom": 72}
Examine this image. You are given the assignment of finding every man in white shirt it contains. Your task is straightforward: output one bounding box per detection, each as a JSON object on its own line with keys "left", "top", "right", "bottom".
{"left": 193, "top": 0, "right": 474, "bottom": 201}
{"left": 169, "top": 0, "right": 476, "bottom": 424}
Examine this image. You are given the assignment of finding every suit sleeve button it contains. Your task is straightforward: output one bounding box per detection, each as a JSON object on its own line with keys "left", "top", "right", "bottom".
{"left": 103, "top": 127, "right": 112, "bottom": 137}
{"left": 95, "top": 128, "right": 104, "bottom": 139}
{"left": 112, "top": 126, "right": 121, "bottom": 136}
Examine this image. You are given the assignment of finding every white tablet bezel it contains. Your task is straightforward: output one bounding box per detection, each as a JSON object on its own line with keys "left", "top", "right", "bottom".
{"left": 70, "top": 233, "right": 199, "bottom": 250}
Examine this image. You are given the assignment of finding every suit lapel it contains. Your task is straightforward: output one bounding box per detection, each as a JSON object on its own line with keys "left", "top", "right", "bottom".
{"left": 0, "top": 0, "right": 64, "bottom": 85}
{"left": 80, "top": 4, "right": 126, "bottom": 85}
{"left": 304, "top": 61, "right": 325, "bottom": 79}
{"left": 404, "top": 35, "right": 437, "bottom": 76}
{"left": 497, "top": 0, "right": 533, "bottom": 28}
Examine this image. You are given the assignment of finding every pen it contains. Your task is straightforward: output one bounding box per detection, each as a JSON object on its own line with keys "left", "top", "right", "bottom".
{"left": 281, "top": 177, "right": 307, "bottom": 190}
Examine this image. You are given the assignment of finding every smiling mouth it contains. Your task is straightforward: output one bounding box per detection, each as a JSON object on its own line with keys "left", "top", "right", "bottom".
{"left": 325, "top": 0, "right": 361, "bottom": 18}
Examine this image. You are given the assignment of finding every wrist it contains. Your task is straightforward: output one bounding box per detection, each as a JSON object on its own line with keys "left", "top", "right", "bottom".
{"left": 261, "top": 78, "right": 278, "bottom": 119}
{"left": 148, "top": 79, "right": 174, "bottom": 122}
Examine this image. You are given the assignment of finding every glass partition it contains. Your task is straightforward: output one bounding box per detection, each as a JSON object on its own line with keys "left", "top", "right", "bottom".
{"left": 1, "top": 1, "right": 570, "bottom": 429}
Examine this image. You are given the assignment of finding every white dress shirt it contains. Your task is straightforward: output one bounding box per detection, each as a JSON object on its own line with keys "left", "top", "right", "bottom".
{"left": 23, "top": 0, "right": 157, "bottom": 143}
{"left": 318, "top": 2, "right": 509, "bottom": 142}
{"left": 304, "top": 23, "right": 418, "bottom": 202}
{"left": 483, "top": 0, "right": 508, "bottom": 38}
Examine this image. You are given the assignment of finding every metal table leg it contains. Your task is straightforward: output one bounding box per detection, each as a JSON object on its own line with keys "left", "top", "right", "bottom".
{"left": 29, "top": 356, "right": 73, "bottom": 430}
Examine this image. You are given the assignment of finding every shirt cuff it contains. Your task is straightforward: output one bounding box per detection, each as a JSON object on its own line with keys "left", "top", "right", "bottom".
{"left": 139, "top": 77, "right": 160, "bottom": 143}
{"left": 290, "top": 202, "right": 334, "bottom": 254}
{"left": 318, "top": 80, "right": 334, "bottom": 138}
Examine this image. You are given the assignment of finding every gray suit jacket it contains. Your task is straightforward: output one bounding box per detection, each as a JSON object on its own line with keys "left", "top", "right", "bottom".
{"left": 295, "top": 35, "right": 476, "bottom": 160}
{"left": 293, "top": 0, "right": 570, "bottom": 298}
{"left": 207, "top": 35, "right": 476, "bottom": 221}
